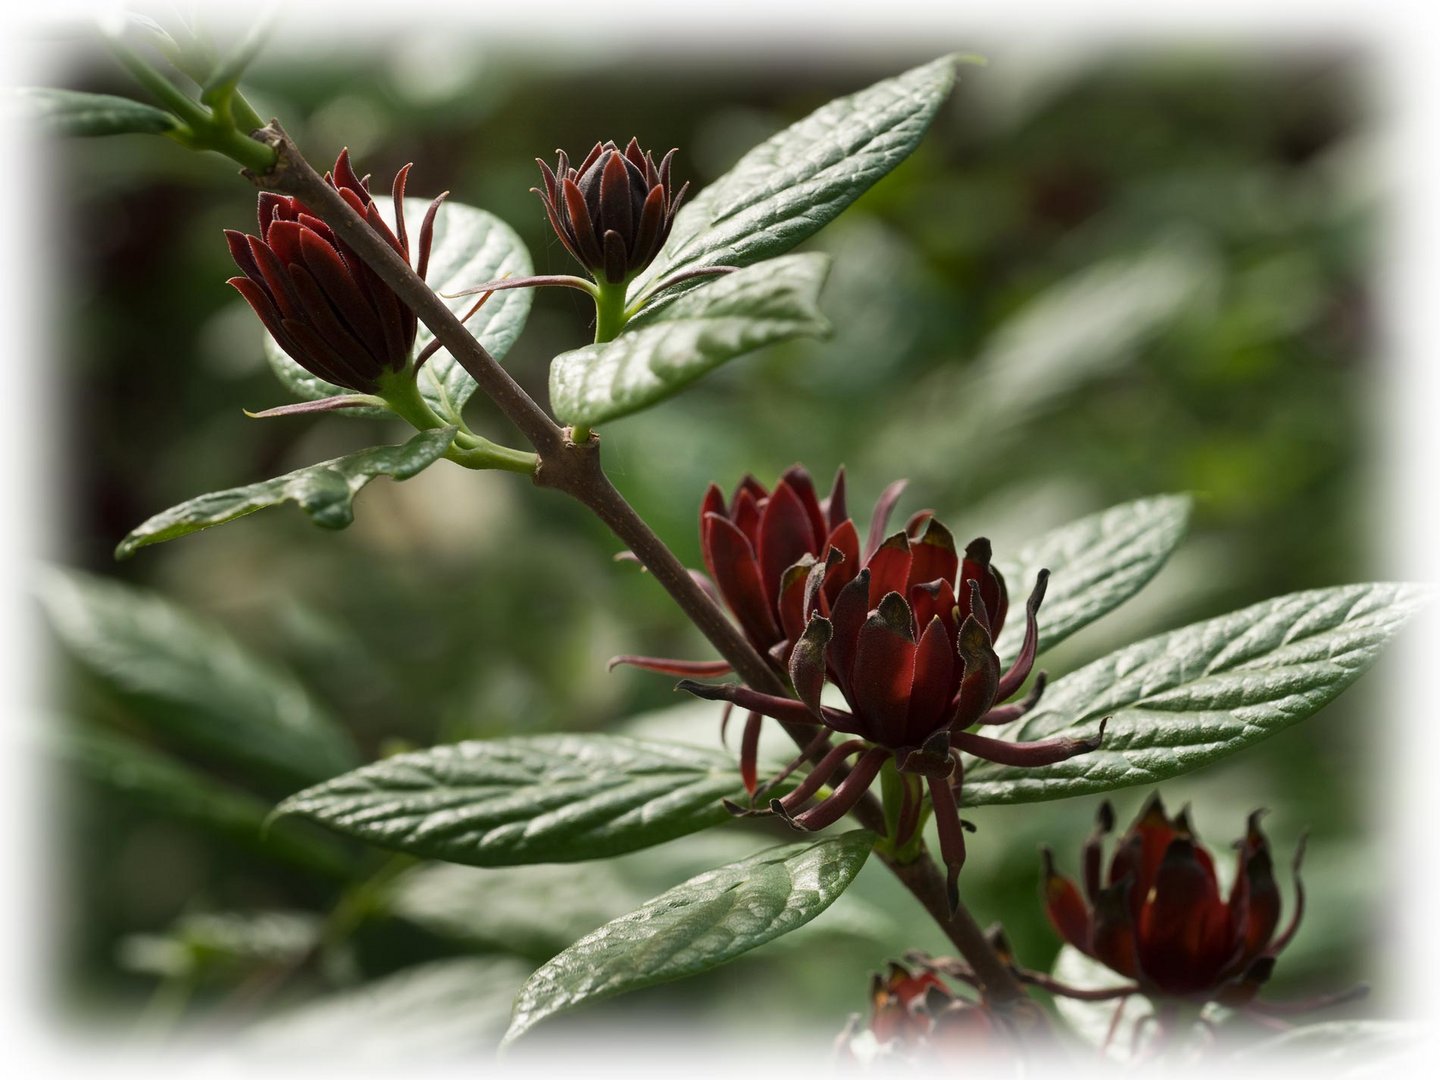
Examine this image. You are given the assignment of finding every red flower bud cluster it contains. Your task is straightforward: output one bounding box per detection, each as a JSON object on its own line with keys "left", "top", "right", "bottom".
{"left": 226, "top": 150, "right": 443, "bottom": 395}
{"left": 1043, "top": 796, "right": 1305, "bottom": 1004}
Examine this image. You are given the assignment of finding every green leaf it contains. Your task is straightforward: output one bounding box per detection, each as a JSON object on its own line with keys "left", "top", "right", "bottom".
{"left": 632, "top": 55, "right": 956, "bottom": 296}
{"left": 116, "top": 427, "right": 455, "bottom": 558}
{"left": 502, "top": 831, "right": 873, "bottom": 1045}
{"left": 242, "top": 957, "right": 531, "bottom": 1059}
{"left": 993, "top": 494, "right": 1192, "bottom": 668}
{"left": 275, "top": 734, "right": 784, "bottom": 865}
{"left": 39, "top": 569, "right": 359, "bottom": 788}
{"left": 550, "top": 253, "right": 831, "bottom": 426}
{"left": 56, "top": 724, "right": 354, "bottom": 879}
{"left": 964, "top": 583, "right": 1430, "bottom": 805}
{"left": 263, "top": 197, "right": 532, "bottom": 419}
{"left": 14, "top": 87, "right": 179, "bottom": 137}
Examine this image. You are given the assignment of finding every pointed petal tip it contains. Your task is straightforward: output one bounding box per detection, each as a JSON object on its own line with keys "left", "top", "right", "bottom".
{"left": 1089, "top": 716, "right": 1110, "bottom": 749}
{"left": 1246, "top": 807, "right": 1271, "bottom": 838}
{"left": 1136, "top": 790, "right": 1169, "bottom": 825}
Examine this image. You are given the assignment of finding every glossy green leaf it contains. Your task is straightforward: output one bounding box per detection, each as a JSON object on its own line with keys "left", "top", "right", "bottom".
{"left": 631, "top": 55, "right": 956, "bottom": 297}
{"left": 964, "top": 583, "right": 1430, "bottom": 805}
{"left": 263, "top": 197, "right": 532, "bottom": 419}
{"left": 502, "top": 831, "right": 873, "bottom": 1044}
{"left": 275, "top": 734, "right": 780, "bottom": 865}
{"left": 39, "top": 569, "right": 359, "bottom": 788}
{"left": 551, "top": 253, "right": 830, "bottom": 426}
{"left": 993, "top": 494, "right": 1192, "bottom": 668}
{"left": 243, "top": 957, "right": 531, "bottom": 1060}
{"left": 56, "top": 725, "right": 354, "bottom": 879}
{"left": 15, "top": 87, "right": 179, "bottom": 137}
{"left": 116, "top": 427, "right": 455, "bottom": 558}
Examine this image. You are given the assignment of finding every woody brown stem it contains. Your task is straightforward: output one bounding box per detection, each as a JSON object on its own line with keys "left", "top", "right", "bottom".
{"left": 242, "top": 121, "right": 1024, "bottom": 1007}
{"left": 880, "top": 848, "right": 1029, "bottom": 1008}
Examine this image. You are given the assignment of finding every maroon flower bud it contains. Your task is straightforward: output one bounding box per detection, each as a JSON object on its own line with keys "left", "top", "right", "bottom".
{"left": 1042, "top": 796, "right": 1307, "bottom": 1003}
{"left": 225, "top": 150, "right": 443, "bottom": 395}
{"left": 533, "top": 139, "right": 688, "bottom": 285}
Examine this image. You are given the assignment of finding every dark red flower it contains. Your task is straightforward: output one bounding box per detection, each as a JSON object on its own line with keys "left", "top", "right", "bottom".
{"left": 1042, "top": 796, "right": 1306, "bottom": 1003}
{"left": 660, "top": 470, "right": 1105, "bottom": 900}
{"left": 226, "top": 150, "right": 443, "bottom": 394}
{"left": 533, "top": 138, "right": 688, "bottom": 285}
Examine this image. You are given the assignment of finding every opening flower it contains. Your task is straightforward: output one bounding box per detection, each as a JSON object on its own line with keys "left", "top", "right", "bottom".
{"left": 636, "top": 468, "right": 1106, "bottom": 901}
{"left": 1042, "top": 796, "right": 1306, "bottom": 1004}
{"left": 533, "top": 138, "right": 688, "bottom": 285}
{"left": 226, "top": 150, "right": 444, "bottom": 395}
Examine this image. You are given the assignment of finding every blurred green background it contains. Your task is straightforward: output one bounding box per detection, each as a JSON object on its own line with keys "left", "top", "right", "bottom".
{"left": 39, "top": 22, "right": 1389, "bottom": 1056}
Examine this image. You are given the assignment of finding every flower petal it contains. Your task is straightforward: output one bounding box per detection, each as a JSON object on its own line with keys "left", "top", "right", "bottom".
{"left": 789, "top": 616, "right": 833, "bottom": 718}
{"left": 1043, "top": 847, "right": 1092, "bottom": 953}
{"left": 994, "top": 570, "right": 1050, "bottom": 702}
{"left": 703, "top": 512, "right": 781, "bottom": 648}
{"left": 851, "top": 592, "right": 917, "bottom": 745}
{"left": 606, "top": 656, "right": 733, "bottom": 677}
{"left": 951, "top": 609, "right": 1000, "bottom": 728}
{"left": 823, "top": 467, "right": 848, "bottom": 533}
{"left": 864, "top": 479, "right": 908, "bottom": 561}
{"left": 959, "top": 537, "right": 1009, "bottom": 639}
{"left": 1135, "top": 837, "right": 1230, "bottom": 994}
{"left": 827, "top": 569, "right": 871, "bottom": 694}
{"left": 778, "top": 465, "right": 829, "bottom": 551}
{"left": 906, "top": 616, "right": 956, "bottom": 744}
{"left": 866, "top": 532, "right": 914, "bottom": 613}
{"left": 906, "top": 517, "right": 959, "bottom": 592}
{"left": 758, "top": 480, "right": 820, "bottom": 609}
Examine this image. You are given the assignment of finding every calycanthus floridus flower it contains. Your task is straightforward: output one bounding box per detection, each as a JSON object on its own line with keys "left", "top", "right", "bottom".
{"left": 534, "top": 138, "right": 688, "bottom": 286}
{"left": 613, "top": 466, "right": 1107, "bottom": 902}
{"left": 225, "top": 150, "right": 447, "bottom": 411}
{"left": 1041, "top": 796, "right": 1318, "bottom": 1008}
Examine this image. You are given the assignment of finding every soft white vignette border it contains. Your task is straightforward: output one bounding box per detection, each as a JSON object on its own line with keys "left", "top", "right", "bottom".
{"left": 2, "top": 1, "right": 1435, "bottom": 1076}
